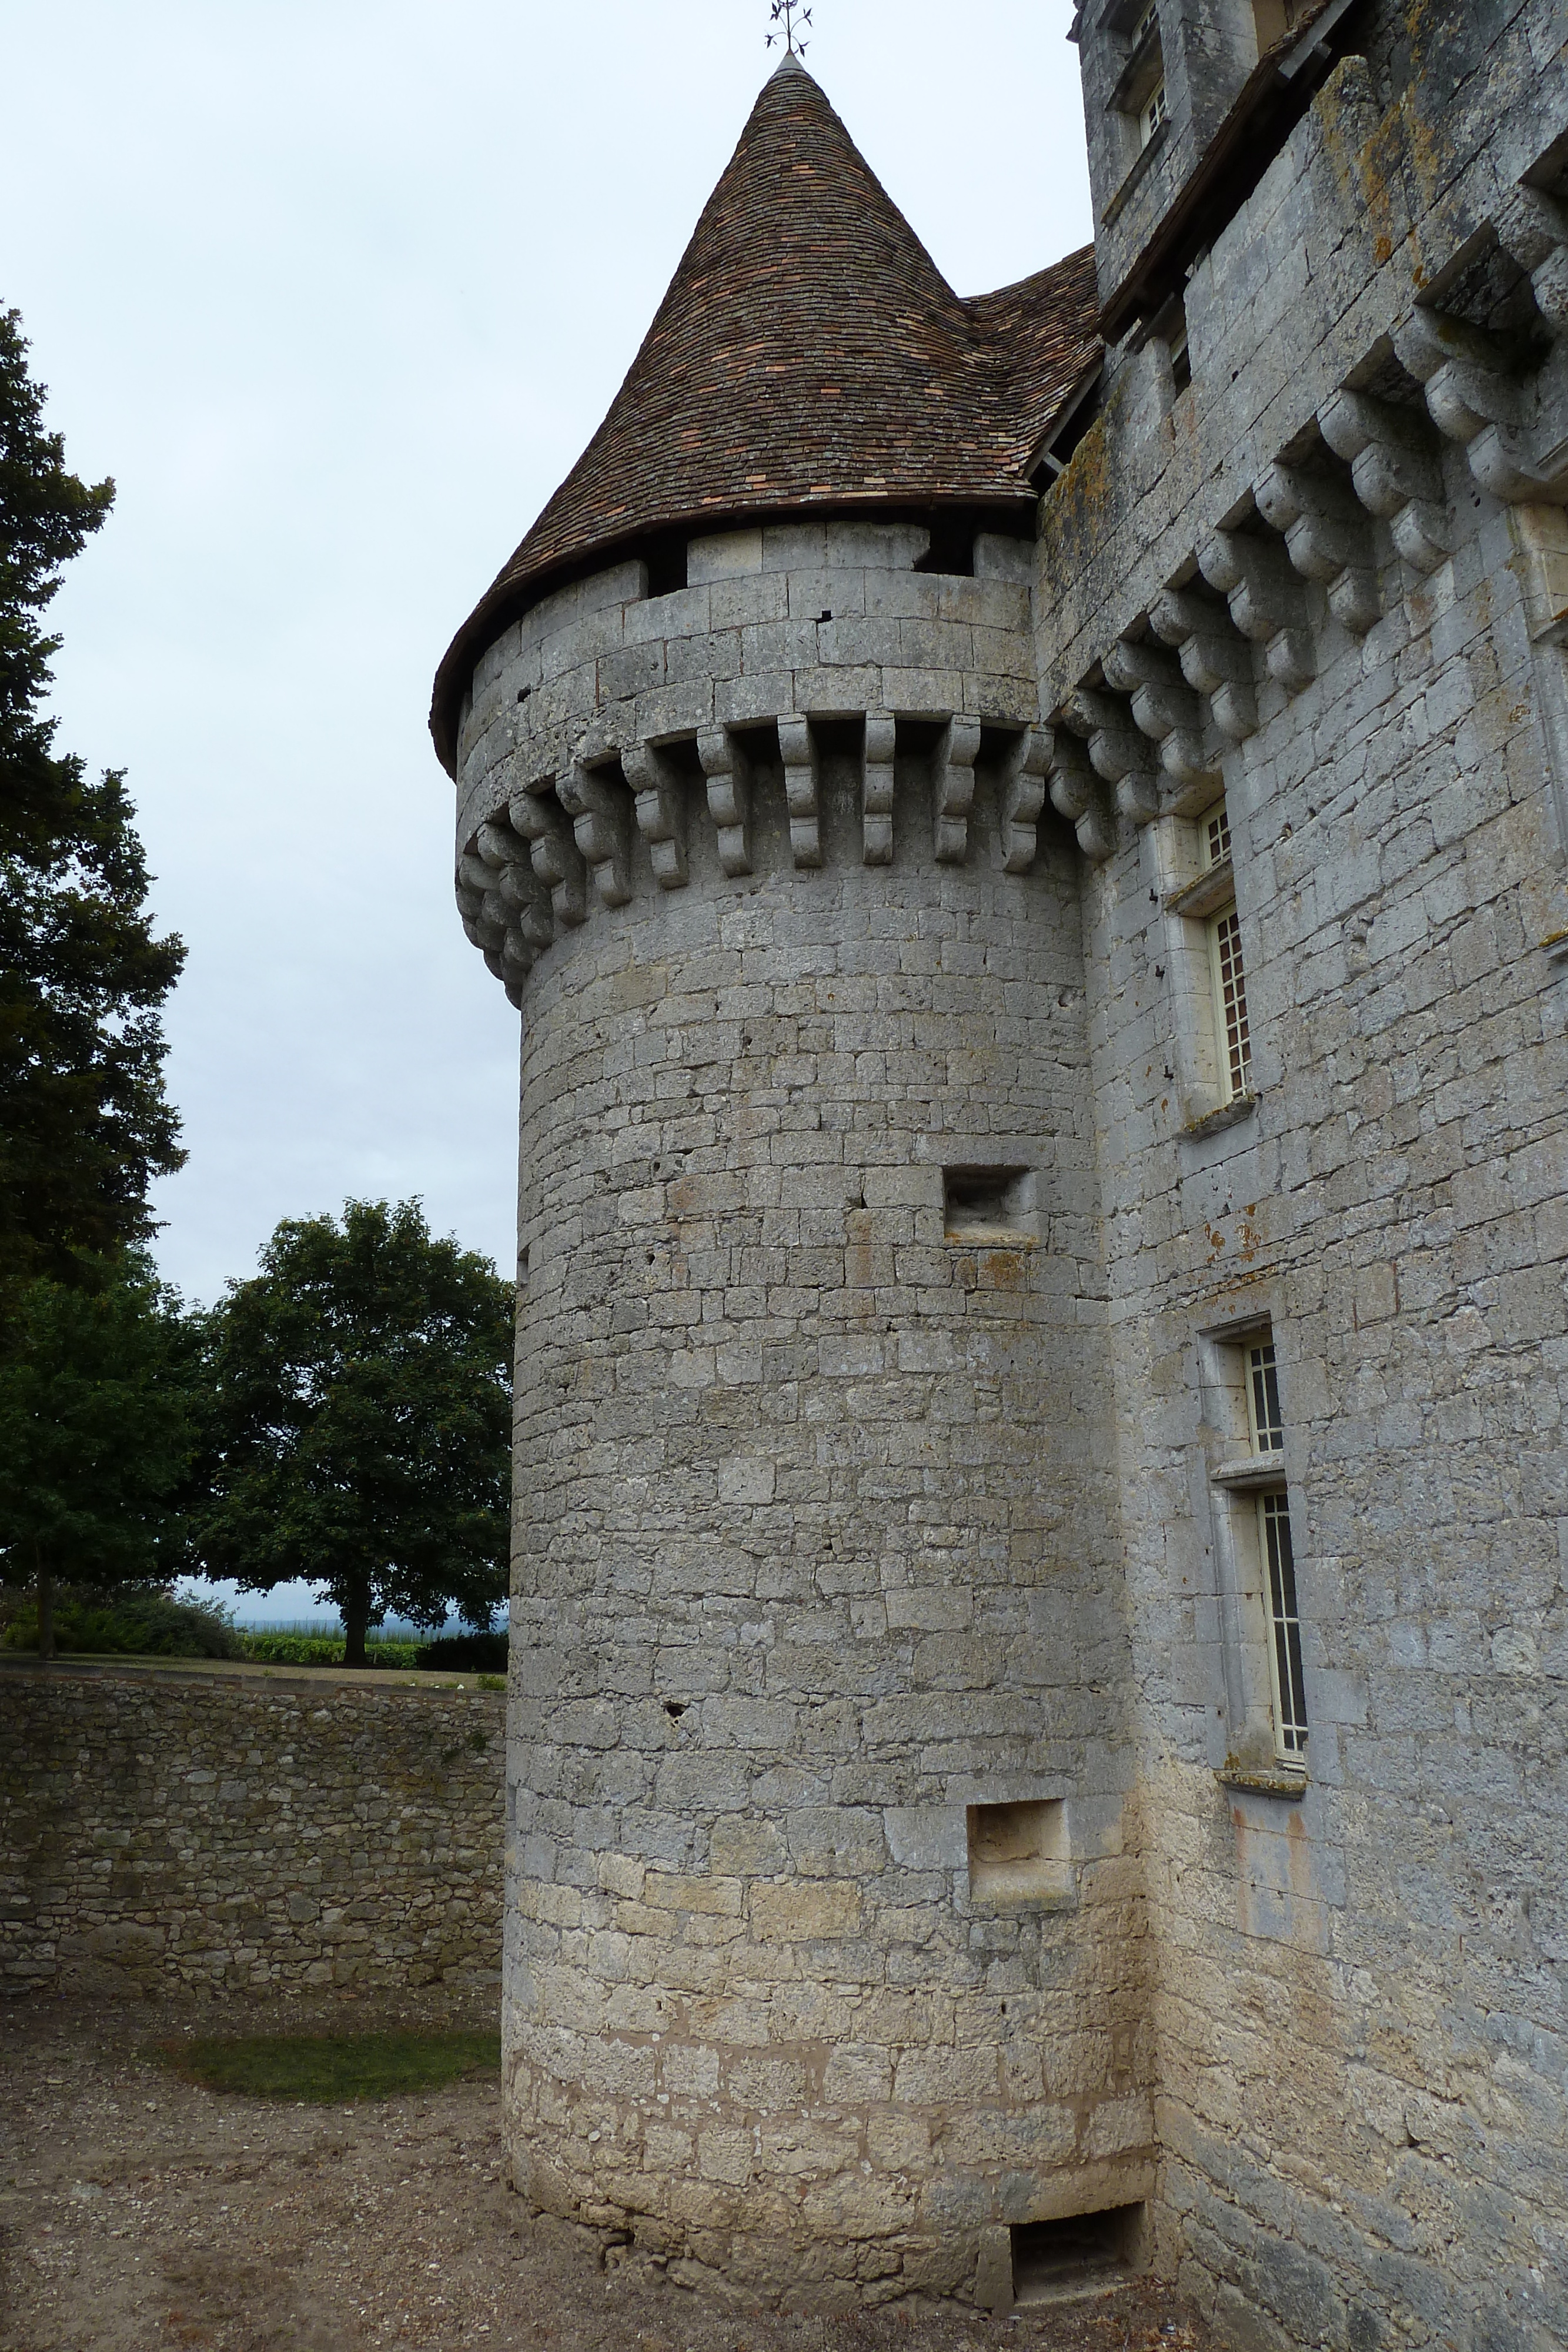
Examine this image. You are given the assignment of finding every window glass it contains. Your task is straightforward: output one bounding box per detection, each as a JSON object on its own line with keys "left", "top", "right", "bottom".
{"left": 1246, "top": 1341, "right": 1285, "bottom": 1452}
{"left": 1259, "top": 1492, "right": 1308, "bottom": 1758}
{"left": 1208, "top": 904, "right": 1251, "bottom": 1099}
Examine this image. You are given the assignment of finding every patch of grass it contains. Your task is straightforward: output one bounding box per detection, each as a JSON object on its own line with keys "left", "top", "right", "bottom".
{"left": 149, "top": 2027, "right": 501, "bottom": 2102}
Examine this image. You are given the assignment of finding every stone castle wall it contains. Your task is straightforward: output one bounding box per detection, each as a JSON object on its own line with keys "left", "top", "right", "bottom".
{"left": 0, "top": 1665, "right": 504, "bottom": 1999}
{"left": 437, "top": 4, "right": 1568, "bottom": 2336}
{"left": 1033, "top": 10, "right": 1568, "bottom": 2348}
{"left": 469, "top": 532, "right": 1155, "bottom": 2305}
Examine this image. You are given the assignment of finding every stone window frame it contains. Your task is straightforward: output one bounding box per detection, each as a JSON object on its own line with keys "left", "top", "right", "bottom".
{"left": 1194, "top": 1306, "right": 1309, "bottom": 1798}
{"left": 1158, "top": 790, "right": 1258, "bottom": 1141}
{"left": 1104, "top": 0, "right": 1168, "bottom": 182}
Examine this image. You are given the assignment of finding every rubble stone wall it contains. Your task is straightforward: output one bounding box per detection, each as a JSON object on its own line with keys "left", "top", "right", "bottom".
{"left": 0, "top": 1666, "right": 504, "bottom": 1999}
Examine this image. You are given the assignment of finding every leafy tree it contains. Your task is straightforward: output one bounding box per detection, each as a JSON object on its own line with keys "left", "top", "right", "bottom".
{"left": 0, "top": 1252, "right": 200, "bottom": 1659}
{"left": 0, "top": 308, "right": 185, "bottom": 1294}
{"left": 188, "top": 1199, "right": 514, "bottom": 1667}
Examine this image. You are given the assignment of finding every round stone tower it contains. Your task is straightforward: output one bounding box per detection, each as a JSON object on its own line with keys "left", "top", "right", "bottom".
{"left": 433, "top": 54, "right": 1151, "bottom": 2313}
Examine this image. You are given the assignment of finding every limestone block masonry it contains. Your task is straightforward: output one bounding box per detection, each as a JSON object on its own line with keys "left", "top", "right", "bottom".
{"left": 0, "top": 1667, "right": 503, "bottom": 1998}
{"left": 434, "top": 20, "right": 1568, "bottom": 2345}
{"left": 472, "top": 524, "right": 1152, "bottom": 2306}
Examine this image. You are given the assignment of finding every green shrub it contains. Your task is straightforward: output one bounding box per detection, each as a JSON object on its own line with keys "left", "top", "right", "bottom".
{"left": 416, "top": 1631, "right": 509, "bottom": 1672}
{"left": 238, "top": 1631, "right": 418, "bottom": 1669}
{"left": 2, "top": 1587, "right": 243, "bottom": 1659}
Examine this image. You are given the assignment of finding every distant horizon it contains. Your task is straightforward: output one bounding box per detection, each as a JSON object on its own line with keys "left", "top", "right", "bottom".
{"left": 175, "top": 1580, "right": 494, "bottom": 1635}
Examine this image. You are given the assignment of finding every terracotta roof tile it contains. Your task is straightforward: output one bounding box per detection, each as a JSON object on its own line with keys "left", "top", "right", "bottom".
{"left": 431, "top": 55, "right": 1099, "bottom": 769}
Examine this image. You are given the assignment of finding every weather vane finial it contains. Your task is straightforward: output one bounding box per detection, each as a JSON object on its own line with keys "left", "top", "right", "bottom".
{"left": 765, "top": 0, "right": 811, "bottom": 55}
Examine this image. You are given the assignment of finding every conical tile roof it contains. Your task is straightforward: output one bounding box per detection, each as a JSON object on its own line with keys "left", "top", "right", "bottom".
{"left": 431, "top": 54, "right": 1098, "bottom": 769}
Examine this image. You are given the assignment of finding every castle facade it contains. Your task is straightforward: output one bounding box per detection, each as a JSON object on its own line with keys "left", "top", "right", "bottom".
{"left": 432, "top": 4, "right": 1568, "bottom": 2340}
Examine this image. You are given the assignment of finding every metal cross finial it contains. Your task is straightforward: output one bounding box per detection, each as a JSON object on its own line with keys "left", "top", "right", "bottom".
{"left": 765, "top": 0, "right": 811, "bottom": 55}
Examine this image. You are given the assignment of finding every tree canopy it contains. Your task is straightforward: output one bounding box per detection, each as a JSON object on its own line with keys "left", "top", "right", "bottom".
{"left": 0, "top": 308, "right": 185, "bottom": 1294}
{"left": 187, "top": 1199, "right": 515, "bottom": 1666}
{"left": 0, "top": 1252, "right": 200, "bottom": 1656}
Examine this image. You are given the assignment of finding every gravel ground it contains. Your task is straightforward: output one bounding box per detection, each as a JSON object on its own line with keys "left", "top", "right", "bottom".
{"left": 0, "top": 1997, "right": 1211, "bottom": 2352}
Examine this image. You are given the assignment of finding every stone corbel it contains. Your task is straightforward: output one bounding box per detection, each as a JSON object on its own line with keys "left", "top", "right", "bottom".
{"left": 1393, "top": 308, "right": 1568, "bottom": 506}
{"left": 1061, "top": 684, "right": 1159, "bottom": 825}
{"left": 509, "top": 785, "right": 589, "bottom": 928}
{"left": 496, "top": 862, "right": 554, "bottom": 960}
{"left": 469, "top": 817, "right": 553, "bottom": 1005}
{"left": 1316, "top": 387, "right": 1451, "bottom": 575}
{"left": 1101, "top": 636, "right": 1220, "bottom": 803}
{"left": 997, "top": 727, "right": 1048, "bottom": 873}
{"left": 472, "top": 820, "right": 533, "bottom": 946}
{"left": 862, "top": 712, "right": 897, "bottom": 866}
{"left": 557, "top": 760, "right": 634, "bottom": 908}
{"left": 1493, "top": 185, "right": 1568, "bottom": 338}
{"left": 622, "top": 741, "right": 690, "bottom": 890}
{"left": 696, "top": 728, "right": 753, "bottom": 877}
{"left": 1197, "top": 529, "right": 1315, "bottom": 692}
{"left": 931, "top": 715, "right": 982, "bottom": 865}
{"left": 776, "top": 716, "right": 823, "bottom": 868}
{"left": 1147, "top": 587, "right": 1259, "bottom": 743}
{"left": 1254, "top": 461, "right": 1382, "bottom": 635}
{"left": 1509, "top": 503, "right": 1568, "bottom": 646}
{"left": 1045, "top": 729, "right": 1115, "bottom": 863}
{"left": 455, "top": 847, "right": 497, "bottom": 935}
{"left": 460, "top": 903, "right": 505, "bottom": 957}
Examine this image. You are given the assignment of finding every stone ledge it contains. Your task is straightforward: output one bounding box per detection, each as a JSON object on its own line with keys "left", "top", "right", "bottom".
{"left": 1216, "top": 1766, "right": 1307, "bottom": 1801}
{"left": 1209, "top": 1455, "right": 1287, "bottom": 1492}
{"left": 1164, "top": 853, "right": 1235, "bottom": 920}
{"left": 1179, "top": 1093, "right": 1257, "bottom": 1143}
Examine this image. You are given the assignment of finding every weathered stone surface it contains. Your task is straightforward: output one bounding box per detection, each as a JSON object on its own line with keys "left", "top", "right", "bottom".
{"left": 0, "top": 1667, "right": 502, "bottom": 1997}
{"left": 437, "top": 2, "right": 1568, "bottom": 2336}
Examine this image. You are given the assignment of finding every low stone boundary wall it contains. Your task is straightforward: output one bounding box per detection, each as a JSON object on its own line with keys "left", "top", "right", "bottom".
{"left": 0, "top": 1662, "right": 503, "bottom": 1999}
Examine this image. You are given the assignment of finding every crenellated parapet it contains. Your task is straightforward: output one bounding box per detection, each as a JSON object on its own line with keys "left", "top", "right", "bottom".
{"left": 451, "top": 522, "right": 1054, "bottom": 1007}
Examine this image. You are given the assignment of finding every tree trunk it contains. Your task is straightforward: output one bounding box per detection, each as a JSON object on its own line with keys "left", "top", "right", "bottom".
{"left": 343, "top": 1583, "right": 369, "bottom": 1669}
{"left": 36, "top": 1551, "right": 55, "bottom": 1664}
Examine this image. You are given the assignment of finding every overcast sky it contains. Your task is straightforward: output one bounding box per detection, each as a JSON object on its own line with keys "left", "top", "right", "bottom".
{"left": 2, "top": 5, "right": 1091, "bottom": 1613}
{"left": 4, "top": 0, "right": 1092, "bottom": 1305}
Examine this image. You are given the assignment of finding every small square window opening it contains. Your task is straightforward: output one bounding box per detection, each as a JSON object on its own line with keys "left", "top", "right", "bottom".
{"left": 943, "top": 1167, "right": 1034, "bottom": 1244}
{"left": 1139, "top": 77, "right": 1169, "bottom": 146}
{"left": 967, "top": 1799, "right": 1068, "bottom": 1903}
{"left": 1205, "top": 799, "right": 1232, "bottom": 867}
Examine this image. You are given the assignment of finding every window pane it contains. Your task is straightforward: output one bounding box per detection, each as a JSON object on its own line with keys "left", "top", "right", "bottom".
{"left": 1248, "top": 1342, "right": 1285, "bottom": 1451}
{"left": 1259, "top": 1494, "right": 1308, "bottom": 1758}
{"left": 1205, "top": 800, "right": 1231, "bottom": 867}
{"left": 1208, "top": 904, "right": 1251, "bottom": 1100}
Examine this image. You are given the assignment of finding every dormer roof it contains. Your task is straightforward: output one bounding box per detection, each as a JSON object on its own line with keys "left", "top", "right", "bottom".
{"left": 431, "top": 54, "right": 1098, "bottom": 771}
